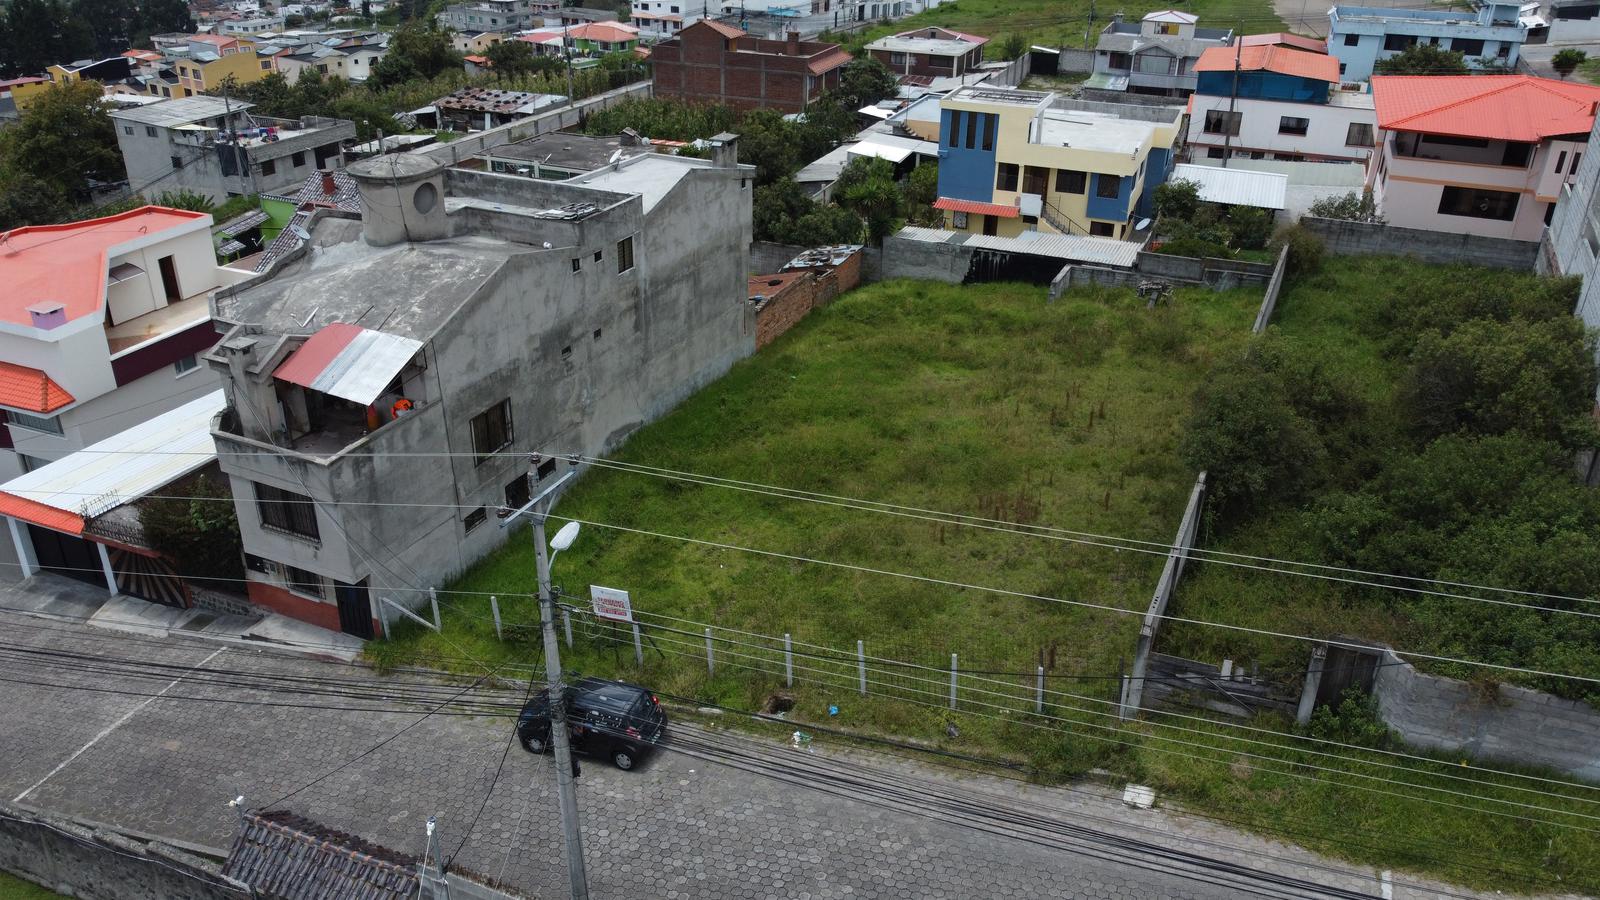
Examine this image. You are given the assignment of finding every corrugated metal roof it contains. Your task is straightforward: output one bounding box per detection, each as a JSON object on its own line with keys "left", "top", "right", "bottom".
{"left": 223, "top": 811, "right": 420, "bottom": 900}
{"left": 896, "top": 226, "right": 959, "bottom": 243}
{"left": 848, "top": 139, "right": 915, "bottom": 163}
{"left": 217, "top": 208, "right": 269, "bottom": 237}
{"left": 963, "top": 231, "right": 1141, "bottom": 267}
{"left": 274, "top": 323, "right": 423, "bottom": 406}
{"left": 1172, "top": 163, "right": 1288, "bottom": 210}
{"left": 0, "top": 390, "right": 224, "bottom": 530}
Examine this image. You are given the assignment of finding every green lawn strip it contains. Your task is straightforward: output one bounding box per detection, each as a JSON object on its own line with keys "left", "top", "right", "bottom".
{"left": 0, "top": 872, "right": 65, "bottom": 900}
{"left": 844, "top": 0, "right": 1285, "bottom": 49}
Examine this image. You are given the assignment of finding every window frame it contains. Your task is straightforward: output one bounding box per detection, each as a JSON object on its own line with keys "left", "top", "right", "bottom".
{"left": 1095, "top": 174, "right": 1122, "bottom": 200}
{"left": 255, "top": 482, "right": 321, "bottom": 542}
{"left": 1056, "top": 169, "right": 1086, "bottom": 194}
{"left": 1202, "top": 109, "right": 1241, "bottom": 136}
{"left": 173, "top": 354, "right": 199, "bottom": 376}
{"left": 1345, "top": 122, "right": 1374, "bottom": 147}
{"left": 1278, "top": 116, "right": 1310, "bottom": 137}
{"left": 6, "top": 411, "right": 62, "bottom": 434}
{"left": 470, "top": 399, "right": 515, "bottom": 465}
{"left": 616, "top": 235, "right": 635, "bottom": 273}
{"left": 281, "top": 563, "right": 326, "bottom": 600}
{"left": 996, "top": 162, "right": 1019, "bottom": 192}
{"left": 1436, "top": 185, "right": 1519, "bottom": 222}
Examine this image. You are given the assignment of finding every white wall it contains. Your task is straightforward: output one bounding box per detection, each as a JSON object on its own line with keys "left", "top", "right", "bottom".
{"left": 1187, "top": 94, "right": 1375, "bottom": 163}
{"left": 107, "top": 229, "right": 225, "bottom": 323}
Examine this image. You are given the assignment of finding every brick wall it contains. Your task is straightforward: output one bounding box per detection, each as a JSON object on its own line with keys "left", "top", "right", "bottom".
{"left": 750, "top": 248, "right": 863, "bottom": 348}
{"left": 651, "top": 24, "right": 840, "bottom": 113}
{"left": 246, "top": 578, "right": 360, "bottom": 635}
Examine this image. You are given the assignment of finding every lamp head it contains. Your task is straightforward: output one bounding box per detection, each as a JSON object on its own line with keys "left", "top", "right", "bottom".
{"left": 550, "top": 521, "right": 582, "bottom": 552}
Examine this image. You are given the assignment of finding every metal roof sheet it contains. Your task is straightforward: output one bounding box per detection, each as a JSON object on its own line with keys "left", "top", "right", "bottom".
{"left": 962, "top": 231, "right": 1141, "bottom": 267}
{"left": 217, "top": 208, "right": 269, "bottom": 236}
{"left": 0, "top": 390, "right": 224, "bottom": 529}
{"left": 848, "top": 139, "right": 915, "bottom": 163}
{"left": 274, "top": 323, "right": 423, "bottom": 406}
{"left": 1171, "top": 163, "right": 1288, "bottom": 210}
{"left": 895, "top": 226, "right": 959, "bottom": 242}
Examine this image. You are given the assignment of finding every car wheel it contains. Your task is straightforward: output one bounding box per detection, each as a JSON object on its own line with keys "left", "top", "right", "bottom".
{"left": 611, "top": 747, "right": 635, "bottom": 770}
{"left": 522, "top": 734, "right": 547, "bottom": 754}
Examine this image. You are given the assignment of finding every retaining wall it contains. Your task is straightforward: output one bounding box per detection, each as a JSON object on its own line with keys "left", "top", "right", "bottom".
{"left": 1136, "top": 251, "right": 1276, "bottom": 288}
{"left": 1299, "top": 216, "right": 1539, "bottom": 270}
{"left": 878, "top": 234, "right": 974, "bottom": 283}
{"left": 1058, "top": 48, "right": 1094, "bottom": 73}
{"left": 0, "top": 803, "right": 246, "bottom": 900}
{"left": 1372, "top": 650, "right": 1600, "bottom": 780}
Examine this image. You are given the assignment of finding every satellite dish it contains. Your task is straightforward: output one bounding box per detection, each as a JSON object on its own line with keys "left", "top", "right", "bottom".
{"left": 608, "top": 149, "right": 623, "bottom": 164}
{"left": 1134, "top": 218, "right": 1153, "bottom": 230}
{"left": 289, "top": 224, "right": 311, "bottom": 240}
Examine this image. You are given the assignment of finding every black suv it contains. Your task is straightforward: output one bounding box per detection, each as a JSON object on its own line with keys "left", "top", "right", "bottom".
{"left": 516, "top": 677, "right": 667, "bottom": 770}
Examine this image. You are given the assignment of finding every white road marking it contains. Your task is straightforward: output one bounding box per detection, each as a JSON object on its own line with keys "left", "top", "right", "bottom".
{"left": 13, "top": 646, "right": 225, "bottom": 803}
{"left": 1379, "top": 869, "right": 1394, "bottom": 900}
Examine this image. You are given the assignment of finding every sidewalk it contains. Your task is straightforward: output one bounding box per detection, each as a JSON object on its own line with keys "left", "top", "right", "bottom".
{"left": 0, "top": 572, "right": 365, "bottom": 662}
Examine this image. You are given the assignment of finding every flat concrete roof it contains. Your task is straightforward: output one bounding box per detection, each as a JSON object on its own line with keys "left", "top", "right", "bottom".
{"left": 215, "top": 218, "right": 520, "bottom": 339}
{"left": 1036, "top": 109, "right": 1158, "bottom": 155}
{"left": 568, "top": 153, "right": 718, "bottom": 214}
{"left": 109, "top": 95, "right": 252, "bottom": 125}
{"left": 487, "top": 132, "right": 634, "bottom": 170}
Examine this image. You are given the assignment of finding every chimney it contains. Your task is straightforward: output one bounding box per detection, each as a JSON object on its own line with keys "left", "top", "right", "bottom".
{"left": 709, "top": 131, "right": 740, "bottom": 168}
{"left": 319, "top": 169, "right": 336, "bottom": 196}
{"left": 26, "top": 302, "right": 66, "bottom": 330}
{"left": 786, "top": 30, "right": 799, "bottom": 55}
{"left": 620, "top": 127, "right": 640, "bottom": 146}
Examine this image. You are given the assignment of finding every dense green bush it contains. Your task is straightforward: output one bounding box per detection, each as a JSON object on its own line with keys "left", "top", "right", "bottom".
{"left": 1268, "top": 224, "right": 1323, "bottom": 282}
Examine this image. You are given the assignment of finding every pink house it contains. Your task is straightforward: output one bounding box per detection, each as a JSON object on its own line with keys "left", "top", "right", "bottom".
{"left": 1369, "top": 75, "right": 1600, "bottom": 241}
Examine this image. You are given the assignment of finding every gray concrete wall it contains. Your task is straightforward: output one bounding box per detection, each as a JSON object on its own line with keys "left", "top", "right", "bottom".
{"left": 1058, "top": 48, "right": 1094, "bottom": 73}
{"left": 1371, "top": 649, "right": 1600, "bottom": 780}
{"left": 1136, "top": 251, "right": 1276, "bottom": 288}
{"left": 750, "top": 240, "right": 807, "bottom": 275}
{"left": 878, "top": 234, "right": 973, "bottom": 283}
{"left": 1543, "top": 113, "right": 1600, "bottom": 401}
{"left": 0, "top": 802, "right": 246, "bottom": 900}
{"left": 1300, "top": 216, "right": 1540, "bottom": 270}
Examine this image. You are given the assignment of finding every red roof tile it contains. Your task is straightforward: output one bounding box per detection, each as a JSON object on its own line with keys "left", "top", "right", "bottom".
{"left": 697, "top": 19, "right": 745, "bottom": 39}
{"left": 1194, "top": 44, "right": 1339, "bottom": 82}
{"left": 934, "top": 197, "right": 1020, "bottom": 218}
{"left": 807, "top": 47, "right": 853, "bottom": 75}
{"left": 1372, "top": 75, "right": 1600, "bottom": 142}
{"left": 0, "top": 493, "right": 84, "bottom": 535}
{"left": 0, "top": 361, "right": 74, "bottom": 413}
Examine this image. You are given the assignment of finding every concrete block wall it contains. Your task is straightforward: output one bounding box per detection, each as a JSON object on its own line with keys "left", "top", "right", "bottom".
{"left": 1058, "top": 48, "right": 1095, "bottom": 73}
{"left": 1371, "top": 649, "right": 1600, "bottom": 780}
{"left": 750, "top": 240, "right": 808, "bottom": 275}
{"left": 1136, "top": 251, "right": 1276, "bottom": 288}
{"left": 1300, "top": 216, "right": 1540, "bottom": 270}
{"left": 0, "top": 803, "right": 246, "bottom": 900}
{"left": 879, "top": 234, "right": 974, "bottom": 283}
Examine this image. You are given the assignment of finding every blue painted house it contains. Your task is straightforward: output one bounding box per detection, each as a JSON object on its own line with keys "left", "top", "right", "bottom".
{"left": 1329, "top": 3, "right": 1527, "bottom": 81}
{"left": 1187, "top": 43, "right": 1378, "bottom": 163}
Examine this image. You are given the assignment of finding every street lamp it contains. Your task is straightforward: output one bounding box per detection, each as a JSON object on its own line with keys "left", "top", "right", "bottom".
{"left": 501, "top": 463, "right": 588, "bottom": 900}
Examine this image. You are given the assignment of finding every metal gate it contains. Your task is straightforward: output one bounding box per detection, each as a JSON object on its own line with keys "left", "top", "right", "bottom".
{"left": 1315, "top": 645, "right": 1380, "bottom": 707}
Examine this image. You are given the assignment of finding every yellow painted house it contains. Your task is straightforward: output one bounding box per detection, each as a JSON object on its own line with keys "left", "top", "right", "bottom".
{"left": 933, "top": 86, "right": 1184, "bottom": 240}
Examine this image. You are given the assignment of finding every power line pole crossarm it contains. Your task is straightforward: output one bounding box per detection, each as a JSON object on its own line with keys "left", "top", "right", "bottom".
{"left": 501, "top": 459, "right": 588, "bottom": 900}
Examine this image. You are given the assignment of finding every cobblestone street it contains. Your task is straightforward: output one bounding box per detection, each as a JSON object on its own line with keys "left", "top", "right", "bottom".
{"left": 0, "top": 609, "right": 1547, "bottom": 900}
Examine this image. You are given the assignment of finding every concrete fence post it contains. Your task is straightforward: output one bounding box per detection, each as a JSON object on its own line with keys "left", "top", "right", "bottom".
{"left": 949, "top": 653, "right": 958, "bottom": 710}
{"left": 705, "top": 628, "right": 715, "bottom": 675}
{"left": 562, "top": 609, "right": 572, "bottom": 648}
{"left": 1036, "top": 666, "right": 1045, "bottom": 713}
{"left": 379, "top": 598, "right": 390, "bottom": 640}
{"left": 490, "top": 595, "right": 502, "bottom": 641}
{"left": 429, "top": 588, "right": 441, "bottom": 630}
{"left": 857, "top": 640, "right": 867, "bottom": 696}
{"left": 1297, "top": 644, "right": 1329, "bottom": 726}
{"left": 632, "top": 622, "right": 643, "bottom": 667}
{"left": 784, "top": 633, "right": 794, "bottom": 687}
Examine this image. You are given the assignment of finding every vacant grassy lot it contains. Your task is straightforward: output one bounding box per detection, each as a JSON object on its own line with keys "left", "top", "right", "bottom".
{"left": 843, "top": 0, "right": 1285, "bottom": 49}
{"left": 0, "top": 873, "right": 63, "bottom": 900}
{"left": 375, "top": 278, "right": 1258, "bottom": 732}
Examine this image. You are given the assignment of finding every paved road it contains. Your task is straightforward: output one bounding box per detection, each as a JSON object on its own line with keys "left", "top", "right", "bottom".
{"left": 0, "top": 608, "right": 1550, "bottom": 900}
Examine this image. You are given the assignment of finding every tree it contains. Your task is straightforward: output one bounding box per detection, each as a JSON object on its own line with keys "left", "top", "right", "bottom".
{"left": 137, "top": 474, "right": 244, "bottom": 584}
{"left": 0, "top": 80, "right": 120, "bottom": 228}
{"left": 152, "top": 189, "right": 215, "bottom": 212}
{"left": 371, "top": 20, "right": 460, "bottom": 87}
{"left": 1181, "top": 366, "right": 1326, "bottom": 517}
{"left": 132, "top": 0, "right": 194, "bottom": 45}
{"left": 834, "top": 156, "right": 901, "bottom": 244}
{"left": 72, "top": 0, "right": 138, "bottom": 58}
{"left": 833, "top": 57, "right": 898, "bottom": 111}
{"left": 1000, "top": 33, "right": 1026, "bottom": 61}
{"left": 901, "top": 162, "right": 940, "bottom": 226}
{"left": 485, "top": 38, "right": 540, "bottom": 78}
{"left": 1154, "top": 178, "right": 1200, "bottom": 223}
{"left": 1553, "top": 48, "right": 1588, "bottom": 78}
{"left": 361, "top": 0, "right": 371, "bottom": 17}
{"left": 735, "top": 108, "right": 800, "bottom": 186}
{"left": 1307, "top": 190, "right": 1383, "bottom": 224}
{"left": 0, "top": 0, "right": 95, "bottom": 77}
{"left": 1374, "top": 43, "right": 1468, "bottom": 76}
{"left": 752, "top": 178, "right": 862, "bottom": 246}
{"left": 1399, "top": 316, "right": 1598, "bottom": 446}
{"left": 1226, "top": 207, "right": 1272, "bottom": 251}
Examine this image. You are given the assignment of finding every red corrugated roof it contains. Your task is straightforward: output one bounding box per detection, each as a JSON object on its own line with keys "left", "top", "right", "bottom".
{"left": 1194, "top": 44, "right": 1339, "bottom": 82}
{"left": 1237, "top": 32, "right": 1327, "bottom": 53}
{"left": 0, "top": 361, "right": 74, "bottom": 413}
{"left": 273, "top": 322, "right": 362, "bottom": 389}
{"left": 1373, "top": 75, "right": 1600, "bottom": 142}
{"left": 934, "top": 197, "right": 1020, "bottom": 218}
{"left": 0, "top": 206, "right": 209, "bottom": 329}
{"left": 0, "top": 493, "right": 83, "bottom": 535}
{"left": 808, "top": 47, "right": 853, "bottom": 75}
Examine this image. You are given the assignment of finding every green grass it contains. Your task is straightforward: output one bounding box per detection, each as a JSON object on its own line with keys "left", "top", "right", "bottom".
{"left": 842, "top": 0, "right": 1286, "bottom": 50}
{"left": 374, "top": 277, "right": 1259, "bottom": 736}
{"left": 0, "top": 873, "right": 64, "bottom": 900}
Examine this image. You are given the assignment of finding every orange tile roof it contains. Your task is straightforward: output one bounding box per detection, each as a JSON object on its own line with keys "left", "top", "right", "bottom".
{"left": 1372, "top": 75, "right": 1600, "bottom": 142}
{"left": 696, "top": 19, "right": 745, "bottom": 39}
{"left": 934, "top": 197, "right": 1020, "bottom": 218}
{"left": 807, "top": 47, "right": 853, "bottom": 75}
{"left": 1193, "top": 44, "right": 1339, "bottom": 82}
{"left": 570, "top": 22, "right": 638, "bottom": 43}
{"left": 0, "top": 493, "right": 84, "bottom": 535}
{"left": 0, "top": 206, "right": 208, "bottom": 329}
{"left": 0, "top": 361, "right": 74, "bottom": 413}
{"left": 464, "top": 54, "right": 489, "bottom": 64}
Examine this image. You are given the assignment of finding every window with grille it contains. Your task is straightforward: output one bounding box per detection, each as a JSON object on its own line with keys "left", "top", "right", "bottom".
{"left": 256, "top": 483, "right": 320, "bottom": 540}
{"left": 471, "top": 400, "right": 514, "bottom": 464}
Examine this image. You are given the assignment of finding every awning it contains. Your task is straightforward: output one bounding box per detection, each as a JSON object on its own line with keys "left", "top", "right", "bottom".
{"left": 107, "top": 262, "right": 146, "bottom": 284}
{"left": 0, "top": 361, "right": 74, "bottom": 413}
{"left": 274, "top": 322, "right": 424, "bottom": 406}
{"left": 0, "top": 389, "right": 225, "bottom": 535}
{"left": 1171, "top": 163, "right": 1288, "bottom": 211}
{"left": 848, "top": 140, "right": 914, "bottom": 163}
{"left": 934, "top": 197, "right": 1021, "bottom": 218}
{"left": 218, "top": 209, "right": 269, "bottom": 237}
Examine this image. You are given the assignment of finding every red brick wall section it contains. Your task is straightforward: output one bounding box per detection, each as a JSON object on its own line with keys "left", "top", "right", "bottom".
{"left": 751, "top": 249, "right": 863, "bottom": 348}
{"left": 247, "top": 579, "right": 376, "bottom": 635}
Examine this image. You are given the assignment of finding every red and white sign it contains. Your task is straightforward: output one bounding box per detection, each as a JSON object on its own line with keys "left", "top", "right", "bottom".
{"left": 589, "top": 585, "right": 633, "bottom": 623}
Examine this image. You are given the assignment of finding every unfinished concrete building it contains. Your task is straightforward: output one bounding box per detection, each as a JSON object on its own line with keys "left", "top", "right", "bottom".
{"left": 204, "top": 139, "right": 754, "bottom": 636}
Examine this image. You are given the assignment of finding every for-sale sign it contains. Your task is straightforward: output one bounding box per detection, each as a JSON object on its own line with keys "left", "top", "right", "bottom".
{"left": 589, "top": 585, "right": 633, "bottom": 622}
